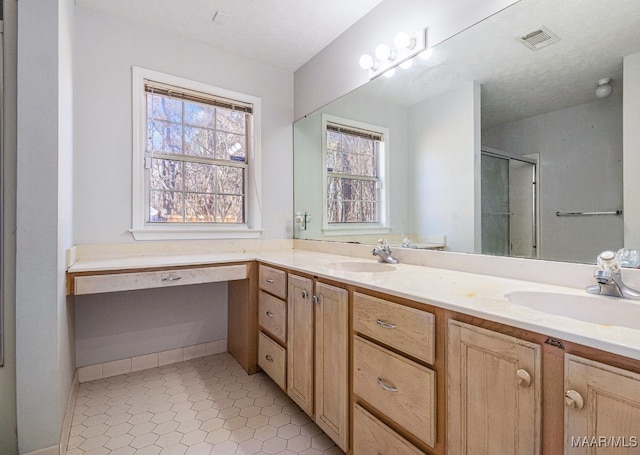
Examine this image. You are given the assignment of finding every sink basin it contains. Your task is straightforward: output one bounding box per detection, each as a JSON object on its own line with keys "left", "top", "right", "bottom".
{"left": 507, "top": 291, "right": 640, "bottom": 330}
{"left": 324, "top": 261, "right": 397, "bottom": 273}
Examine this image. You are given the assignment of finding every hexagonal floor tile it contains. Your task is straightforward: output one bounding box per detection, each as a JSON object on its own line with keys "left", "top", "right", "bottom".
{"left": 65, "top": 353, "right": 344, "bottom": 455}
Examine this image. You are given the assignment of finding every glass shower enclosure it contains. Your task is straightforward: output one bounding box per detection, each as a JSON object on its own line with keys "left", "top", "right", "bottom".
{"left": 481, "top": 149, "right": 538, "bottom": 258}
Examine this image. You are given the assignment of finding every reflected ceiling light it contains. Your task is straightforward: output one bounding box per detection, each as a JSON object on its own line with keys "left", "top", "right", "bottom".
{"left": 595, "top": 78, "right": 613, "bottom": 99}
{"left": 418, "top": 48, "right": 433, "bottom": 60}
{"left": 384, "top": 68, "right": 396, "bottom": 78}
{"left": 359, "top": 27, "right": 428, "bottom": 80}
{"left": 400, "top": 59, "right": 413, "bottom": 70}
{"left": 359, "top": 54, "right": 377, "bottom": 70}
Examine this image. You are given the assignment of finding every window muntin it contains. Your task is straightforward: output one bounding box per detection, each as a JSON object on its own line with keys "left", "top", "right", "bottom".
{"left": 326, "top": 123, "right": 383, "bottom": 224}
{"left": 144, "top": 86, "right": 250, "bottom": 224}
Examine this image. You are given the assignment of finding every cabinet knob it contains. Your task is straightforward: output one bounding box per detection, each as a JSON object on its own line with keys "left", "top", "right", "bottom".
{"left": 565, "top": 389, "right": 584, "bottom": 410}
{"left": 265, "top": 355, "right": 274, "bottom": 362}
{"left": 302, "top": 290, "right": 308, "bottom": 299}
{"left": 516, "top": 369, "right": 532, "bottom": 387}
{"left": 312, "top": 295, "right": 319, "bottom": 304}
{"left": 265, "top": 311, "right": 274, "bottom": 318}
{"left": 266, "top": 278, "right": 275, "bottom": 283}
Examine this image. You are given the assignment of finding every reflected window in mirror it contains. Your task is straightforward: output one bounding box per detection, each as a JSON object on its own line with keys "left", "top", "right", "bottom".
{"left": 322, "top": 114, "right": 390, "bottom": 235}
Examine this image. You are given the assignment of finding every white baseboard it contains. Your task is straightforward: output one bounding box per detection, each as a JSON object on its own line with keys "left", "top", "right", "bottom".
{"left": 76, "top": 339, "right": 228, "bottom": 383}
{"left": 59, "top": 370, "right": 79, "bottom": 455}
{"left": 23, "top": 446, "right": 59, "bottom": 455}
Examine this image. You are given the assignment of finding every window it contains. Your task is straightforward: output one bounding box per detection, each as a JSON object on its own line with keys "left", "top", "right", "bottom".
{"left": 322, "top": 114, "right": 389, "bottom": 235}
{"left": 131, "top": 67, "right": 262, "bottom": 240}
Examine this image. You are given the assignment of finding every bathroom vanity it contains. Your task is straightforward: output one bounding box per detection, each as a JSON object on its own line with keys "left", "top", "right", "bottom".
{"left": 66, "top": 242, "right": 640, "bottom": 454}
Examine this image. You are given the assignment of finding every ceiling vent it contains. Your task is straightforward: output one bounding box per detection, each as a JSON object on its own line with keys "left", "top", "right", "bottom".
{"left": 517, "top": 26, "right": 560, "bottom": 50}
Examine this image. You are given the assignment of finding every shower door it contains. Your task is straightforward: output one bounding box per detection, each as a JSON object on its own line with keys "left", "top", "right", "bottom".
{"left": 481, "top": 152, "right": 536, "bottom": 258}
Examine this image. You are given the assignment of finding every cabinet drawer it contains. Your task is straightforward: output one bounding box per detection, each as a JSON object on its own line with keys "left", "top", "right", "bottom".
{"left": 353, "top": 292, "right": 435, "bottom": 364}
{"left": 73, "top": 264, "right": 247, "bottom": 295}
{"left": 353, "top": 404, "right": 426, "bottom": 455}
{"left": 258, "top": 332, "right": 286, "bottom": 390}
{"left": 259, "top": 291, "right": 286, "bottom": 344}
{"left": 354, "top": 336, "right": 436, "bottom": 447}
{"left": 259, "top": 264, "right": 287, "bottom": 299}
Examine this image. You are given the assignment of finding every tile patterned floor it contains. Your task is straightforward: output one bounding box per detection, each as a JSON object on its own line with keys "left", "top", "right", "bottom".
{"left": 66, "top": 353, "right": 344, "bottom": 455}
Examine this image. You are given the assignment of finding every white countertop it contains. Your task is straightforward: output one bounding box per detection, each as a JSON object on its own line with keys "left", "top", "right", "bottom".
{"left": 68, "top": 247, "right": 640, "bottom": 362}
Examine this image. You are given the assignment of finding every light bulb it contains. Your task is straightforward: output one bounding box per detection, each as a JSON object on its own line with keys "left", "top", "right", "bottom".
{"left": 394, "top": 32, "right": 415, "bottom": 50}
{"left": 375, "top": 43, "right": 394, "bottom": 61}
{"left": 400, "top": 59, "right": 413, "bottom": 70}
{"left": 383, "top": 68, "right": 396, "bottom": 78}
{"left": 418, "top": 48, "right": 433, "bottom": 60}
{"left": 595, "top": 78, "right": 613, "bottom": 99}
{"left": 359, "top": 54, "right": 375, "bottom": 70}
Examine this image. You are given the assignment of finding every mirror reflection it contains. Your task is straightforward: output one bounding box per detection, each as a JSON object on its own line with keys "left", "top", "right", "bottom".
{"left": 294, "top": 0, "right": 640, "bottom": 264}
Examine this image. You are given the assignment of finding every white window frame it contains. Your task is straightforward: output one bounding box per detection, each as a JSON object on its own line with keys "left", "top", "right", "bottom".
{"left": 130, "top": 67, "right": 262, "bottom": 240}
{"left": 321, "top": 114, "right": 391, "bottom": 236}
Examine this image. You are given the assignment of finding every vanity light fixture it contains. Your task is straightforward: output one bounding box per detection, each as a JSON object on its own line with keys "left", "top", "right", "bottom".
{"left": 418, "top": 47, "right": 433, "bottom": 60}
{"left": 359, "top": 27, "right": 428, "bottom": 80}
{"left": 359, "top": 54, "right": 378, "bottom": 71}
{"left": 595, "top": 78, "right": 613, "bottom": 99}
{"left": 399, "top": 59, "right": 413, "bottom": 70}
{"left": 375, "top": 43, "right": 395, "bottom": 61}
{"left": 394, "top": 32, "right": 416, "bottom": 50}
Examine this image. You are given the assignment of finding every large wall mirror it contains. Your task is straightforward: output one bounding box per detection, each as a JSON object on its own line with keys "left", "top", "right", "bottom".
{"left": 294, "top": 0, "right": 640, "bottom": 264}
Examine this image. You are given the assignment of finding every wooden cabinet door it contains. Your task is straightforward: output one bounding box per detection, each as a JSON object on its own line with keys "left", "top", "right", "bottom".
{"left": 565, "top": 354, "right": 640, "bottom": 454}
{"left": 287, "top": 274, "right": 314, "bottom": 416}
{"left": 448, "top": 320, "right": 541, "bottom": 455}
{"left": 315, "top": 282, "right": 349, "bottom": 452}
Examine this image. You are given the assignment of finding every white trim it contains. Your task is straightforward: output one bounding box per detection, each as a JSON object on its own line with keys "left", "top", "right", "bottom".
{"left": 59, "top": 371, "right": 79, "bottom": 455}
{"left": 129, "top": 227, "right": 263, "bottom": 241}
{"left": 131, "top": 66, "right": 263, "bottom": 240}
{"left": 321, "top": 114, "right": 390, "bottom": 234}
{"left": 321, "top": 226, "right": 392, "bottom": 236}
{"left": 23, "top": 447, "right": 58, "bottom": 455}
{"left": 76, "top": 339, "right": 227, "bottom": 383}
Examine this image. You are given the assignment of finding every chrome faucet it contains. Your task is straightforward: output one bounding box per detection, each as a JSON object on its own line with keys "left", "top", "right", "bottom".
{"left": 587, "top": 251, "right": 640, "bottom": 299}
{"left": 372, "top": 238, "right": 399, "bottom": 264}
{"left": 587, "top": 269, "right": 640, "bottom": 299}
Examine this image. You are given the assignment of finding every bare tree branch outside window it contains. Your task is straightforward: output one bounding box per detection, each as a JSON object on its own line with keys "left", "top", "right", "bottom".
{"left": 145, "top": 90, "right": 249, "bottom": 223}
{"left": 326, "top": 125, "right": 381, "bottom": 224}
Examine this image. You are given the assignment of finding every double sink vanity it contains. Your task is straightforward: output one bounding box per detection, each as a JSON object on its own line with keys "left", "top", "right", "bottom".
{"left": 66, "top": 241, "right": 640, "bottom": 454}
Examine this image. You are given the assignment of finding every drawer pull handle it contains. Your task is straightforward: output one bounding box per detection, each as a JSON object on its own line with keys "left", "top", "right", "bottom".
{"left": 376, "top": 377, "right": 398, "bottom": 393}
{"left": 266, "top": 311, "right": 274, "bottom": 318}
{"left": 516, "top": 369, "right": 532, "bottom": 387}
{"left": 266, "top": 278, "right": 275, "bottom": 283}
{"left": 265, "top": 355, "right": 274, "bottom": 362}
{"left": 376, "top": 319, "right": 397, "bottom": 329}
{"left": 565, "top": 389, "right": 584, "bottom": 410}
{"left": 161, "top": 276, "right": 182, "bottom": 282}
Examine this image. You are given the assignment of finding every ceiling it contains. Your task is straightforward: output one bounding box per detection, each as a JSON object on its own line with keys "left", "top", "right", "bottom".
{"left": 360, "top": 0, "right": 640, "bottom": 128}
{"left": 75, "top": 0, "right": 384, "bottom": 72}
